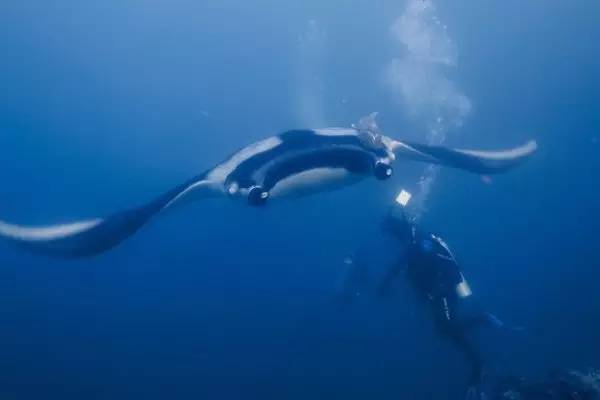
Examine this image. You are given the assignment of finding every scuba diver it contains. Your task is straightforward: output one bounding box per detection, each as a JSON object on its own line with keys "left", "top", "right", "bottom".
{"left": 376, "top": 189, "right": 505, "bottom": 400}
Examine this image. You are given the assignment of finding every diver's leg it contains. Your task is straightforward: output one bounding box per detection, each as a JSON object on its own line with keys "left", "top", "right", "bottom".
{"left": 432, "top": 297, "right": 485, "bottom": 386}
{"left": 448, "top": 328, "right": 485, "bottom": 386}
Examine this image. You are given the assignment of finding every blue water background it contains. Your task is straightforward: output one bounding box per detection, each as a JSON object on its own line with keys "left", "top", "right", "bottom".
{"left": 0, "top": 1, "right": 598, "bottom": 399}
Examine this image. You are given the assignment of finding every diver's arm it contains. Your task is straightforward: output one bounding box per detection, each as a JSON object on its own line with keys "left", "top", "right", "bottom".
{"left": 377, "top": 208, "right": 411, "bottom": 296}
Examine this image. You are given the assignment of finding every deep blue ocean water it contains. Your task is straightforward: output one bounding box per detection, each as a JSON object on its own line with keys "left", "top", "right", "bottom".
{"left": 0, "top": 1, "right": 598, "bottom": 399}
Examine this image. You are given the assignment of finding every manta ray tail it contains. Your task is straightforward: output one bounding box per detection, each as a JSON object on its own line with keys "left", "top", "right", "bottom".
{"left": 393, "top": 140, "right": 537, "bottom": 174}
{"left": 0, "top": 174, "right": 219, "bottom": 258}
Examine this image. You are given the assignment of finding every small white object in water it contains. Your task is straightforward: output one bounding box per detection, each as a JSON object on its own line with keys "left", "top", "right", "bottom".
{"left": 395, "top": 189, "right": 412, "bottom": 207}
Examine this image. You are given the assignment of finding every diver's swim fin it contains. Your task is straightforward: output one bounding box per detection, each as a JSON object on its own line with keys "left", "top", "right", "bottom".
{"left": 0, "top": 174, "right": 219, "bottom": 258}
{"left": 392, "top": 140, "right": 537, "bottom": 174}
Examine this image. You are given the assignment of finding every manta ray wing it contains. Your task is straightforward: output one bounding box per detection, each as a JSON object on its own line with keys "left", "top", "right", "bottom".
{"left": 0, "top": 122, "right": 538, "bottom": 258}
{"left": 0, "top": 173, "right": 219, "bottom": 258}
{"left": 391, "top": 140, "right": 537, "bottom": 174}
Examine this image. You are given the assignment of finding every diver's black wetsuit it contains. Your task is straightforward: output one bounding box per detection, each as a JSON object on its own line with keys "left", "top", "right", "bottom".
{"left": 408, "top": 231, "right": 483, "bottom": 386}
{"left": 379, "top": 215, "right": 486, "bottom": 390}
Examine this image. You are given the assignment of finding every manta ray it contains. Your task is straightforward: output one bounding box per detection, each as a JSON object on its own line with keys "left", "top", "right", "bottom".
{"left": 0, "top": 113, "right": 537, "bottom": 257}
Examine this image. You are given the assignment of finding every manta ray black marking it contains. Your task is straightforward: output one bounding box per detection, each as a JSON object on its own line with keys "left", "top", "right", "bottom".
{"left": 0, "top": 113, "right": 537, "bottom": 257}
